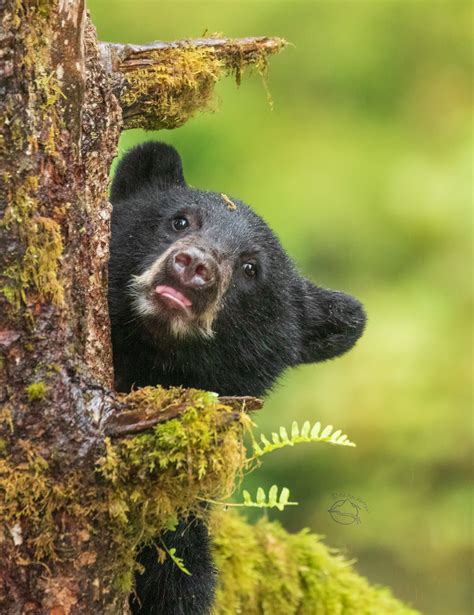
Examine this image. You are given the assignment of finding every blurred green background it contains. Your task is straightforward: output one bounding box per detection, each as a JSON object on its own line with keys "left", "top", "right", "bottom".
{"left": 88, "top": 2, "right": 472, "bottom": 613}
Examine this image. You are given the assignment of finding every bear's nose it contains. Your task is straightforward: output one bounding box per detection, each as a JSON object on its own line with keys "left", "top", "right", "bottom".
{"left": 171, "top": 248, "right": 216, "bottom": 289}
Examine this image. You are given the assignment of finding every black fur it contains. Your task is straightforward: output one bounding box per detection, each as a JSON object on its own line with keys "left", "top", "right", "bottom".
{"left": 130, "top": 518, "right": 216, "bottom": 615}
{"left": 108, "top": 141, "right": 366, "bottom": 615}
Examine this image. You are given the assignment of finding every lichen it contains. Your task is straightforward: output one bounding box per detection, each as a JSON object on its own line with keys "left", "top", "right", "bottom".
{"left": 211, "top": 510, "right": 420, "bottom": 615}
{"left": 121, "top": 41, "right": 286, "bottom": 130}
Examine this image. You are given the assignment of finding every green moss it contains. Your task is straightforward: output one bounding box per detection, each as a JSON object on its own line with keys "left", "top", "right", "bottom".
{"left": 0, "top": 444, "right": 72, "bottom": 557}
{"left": 1, "top": 176, "right": 64, "bottom": 312}
{"left": 122, "top": 47, "right": 223, "bottom": 130}
{"left": 0, "top": 385, "right": 418, "bottom": 610}
{"left": 25, "top": 381, "right": 47, "bottom": 402}
{"left": 212, "top": 510, "right": 420, "bottom": 615}
{"left": 122, "top": 41, "right": 286, "bottom": 130}
{"left": 1, "top": 8, "right": 65, "bottom": 316}
{"left": 0, "top": 387, "right": 248, "bottom": 591}
{"left": 97, "top": 387, "right": 247, "bottom": 590}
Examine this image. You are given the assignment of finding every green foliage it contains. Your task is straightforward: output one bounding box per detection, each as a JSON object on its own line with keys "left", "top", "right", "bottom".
{"left": 252, "top": 420, "right": 355, "bottom": 458}
{"left": 159, "top": 539, "right": 192, "bottom": 576}
{"left": 167, "top": 547, "right": 192, "bottom": 576}
{"left": 0, "top": 381, "right": 418, "bottom": 611}
{"left": 240, "top": 485, "right": 297, "bottom": 511}
{"left": 211, "top": 510, "right": 420, "bottom": 614}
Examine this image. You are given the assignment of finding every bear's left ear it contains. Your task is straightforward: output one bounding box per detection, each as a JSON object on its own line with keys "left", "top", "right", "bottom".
{"left": 298, "top": 279, "right": 366, "bottom": 364}
{"left": 110, "top": 141, "right": 186, "bottom": 203}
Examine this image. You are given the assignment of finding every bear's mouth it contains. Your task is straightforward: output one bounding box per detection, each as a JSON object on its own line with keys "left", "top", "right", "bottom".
{"left": 129, "top": 247, "right": 227, "bottom": 338}
{"left": 154, "top": 285, "right": 193, "bottom": 312}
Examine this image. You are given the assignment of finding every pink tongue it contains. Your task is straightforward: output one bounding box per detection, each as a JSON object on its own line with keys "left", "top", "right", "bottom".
{"left": 155, "top": 285, "right": 192, "bottom": 309}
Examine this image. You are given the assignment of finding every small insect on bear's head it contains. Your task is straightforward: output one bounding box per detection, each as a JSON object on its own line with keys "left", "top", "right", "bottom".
{"left": 109, "top": 142, "right": 260, "bottom": 339}
{"left": 109, "top": 141, "right": 366, "bottom": 386}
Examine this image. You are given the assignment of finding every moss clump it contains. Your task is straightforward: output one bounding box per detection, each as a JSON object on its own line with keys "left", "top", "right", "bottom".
{"left": 1, "top": 176, "right": 64, "bottom": 311}
{"left": 0, "top": 441, "right": 84, "bottom": 560}
{"left": 97, "top": 388, "right": 247, "bottom": 590}
{"left": 122, "top": 47, "right": 222, "bottom": 130}
{"left": 25, "top": 381, "right": 47, "bottom": 402}
{"left": 0, "top": 387, "right": 248, "bottom": 592}
{"left": 211, "top": 510, "right": 420, "bottom": 615}
{"left": 121, "top": 40, "right": 286, "bottom": 130}
{"left": 0, "top": 386, "right": 419, "bottom": 611}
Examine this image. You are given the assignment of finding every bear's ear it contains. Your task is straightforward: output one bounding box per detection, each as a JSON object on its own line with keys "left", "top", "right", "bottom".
{"left": 110, "top": 141, "right": 186, "bottom": 202}
{"left": 298, "top": 279, "right": 366, "bottom": 364}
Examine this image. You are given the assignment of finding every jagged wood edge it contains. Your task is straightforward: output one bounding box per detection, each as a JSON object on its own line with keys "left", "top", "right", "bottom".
{"left": 101, "top": 395, "right": 263, "bottom": 437}
{"left": 98, "top": 36, "right": 287, "bottom": 129}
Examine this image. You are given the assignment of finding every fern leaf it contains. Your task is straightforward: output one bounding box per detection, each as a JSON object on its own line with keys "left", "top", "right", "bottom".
{"left": 167, "top": 547, "right": 192, "bottom": 576}
{"left": 321, "top": 424, "right": 333, "bottom": 438}
{"left": 310, "top": 421, "right": 321, "bottom": 438}
{"left": 268, "top": 484, "right": 278, "bottom": 507}
{"left": 277, "top": 487, "right": 291, "bottom": 511}
{"left": 279, "top": 426, "right": 290, "bottom": 443}
{"left": 252, "top": 420, "right": 355, "bottom": 458}
{"left": 301, "top": 420, "right": 311, "bottom": 438}
{"left": 237, "top": 485, "right": 298, "bottom": 510}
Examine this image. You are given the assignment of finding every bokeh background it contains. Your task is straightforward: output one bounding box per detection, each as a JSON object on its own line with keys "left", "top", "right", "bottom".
{"left": 88, "top": 2, "right": 472, "bottom": 614}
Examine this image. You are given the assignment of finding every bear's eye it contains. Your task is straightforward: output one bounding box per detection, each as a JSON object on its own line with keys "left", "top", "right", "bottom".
{"left": 242, "top": 262, "right": 257, "bottom": 278}
{"left": 172, "top": 216, "right": 189, "bottom": 231}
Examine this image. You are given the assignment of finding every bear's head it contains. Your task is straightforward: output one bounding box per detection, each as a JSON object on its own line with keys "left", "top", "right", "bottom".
{"left": 108, "top": 142, "right": 366, "bottom": 396}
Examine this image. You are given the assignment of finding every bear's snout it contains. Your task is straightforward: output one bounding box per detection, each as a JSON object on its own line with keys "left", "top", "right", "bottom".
{"left": 170, "top": 247, "right": 217, "bottom": 290}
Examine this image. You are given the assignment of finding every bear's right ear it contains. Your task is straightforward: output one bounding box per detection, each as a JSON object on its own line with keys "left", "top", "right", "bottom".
{"left": 110, "top": 141, "right": 186, "bottom": 202}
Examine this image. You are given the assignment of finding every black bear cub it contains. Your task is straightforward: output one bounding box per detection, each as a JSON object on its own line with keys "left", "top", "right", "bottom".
{"left": 109, "top": 141, "right": 366, "bottom": 615}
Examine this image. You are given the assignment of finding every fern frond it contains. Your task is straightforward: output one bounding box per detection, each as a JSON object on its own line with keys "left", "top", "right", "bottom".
{"left": 159, "top": 538, "right": 192, "bottom": 575}
{"left": 240, "top": 485, "right": 298, "bottom": 511}
{"left": 167, "top": 547, "right": 192, "bottom": 576}
{"left": 252, "top": 420, "right": 355, "bottom": 458}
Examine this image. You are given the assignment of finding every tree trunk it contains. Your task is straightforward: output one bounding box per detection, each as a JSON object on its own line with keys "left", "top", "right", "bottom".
{"left": 0, "top": 2, "right": 279, "bottom": 612}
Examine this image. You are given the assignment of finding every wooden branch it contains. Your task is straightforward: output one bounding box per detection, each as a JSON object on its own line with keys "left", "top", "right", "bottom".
{"left": 98, "top": 36, "right": 287, "bottom": 130}
{"left": 102, "top": 392, "right": 263, "bottom": 438}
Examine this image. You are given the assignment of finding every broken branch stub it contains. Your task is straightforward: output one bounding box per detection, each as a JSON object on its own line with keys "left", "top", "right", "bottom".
{"left": 102, "top": 388, "right": 263, "bottom": 437}
{"left": 99, "top": 36, "right": 287, "bottom": 130}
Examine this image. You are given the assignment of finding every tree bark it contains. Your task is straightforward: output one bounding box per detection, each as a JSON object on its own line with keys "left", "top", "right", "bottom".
{"left": 0, "top": 3, "right": 277, "bottom": 612}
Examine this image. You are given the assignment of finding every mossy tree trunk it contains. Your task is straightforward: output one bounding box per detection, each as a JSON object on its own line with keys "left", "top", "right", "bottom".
{"left": 0, "top": 2, "right": 280, "bottom": 612}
